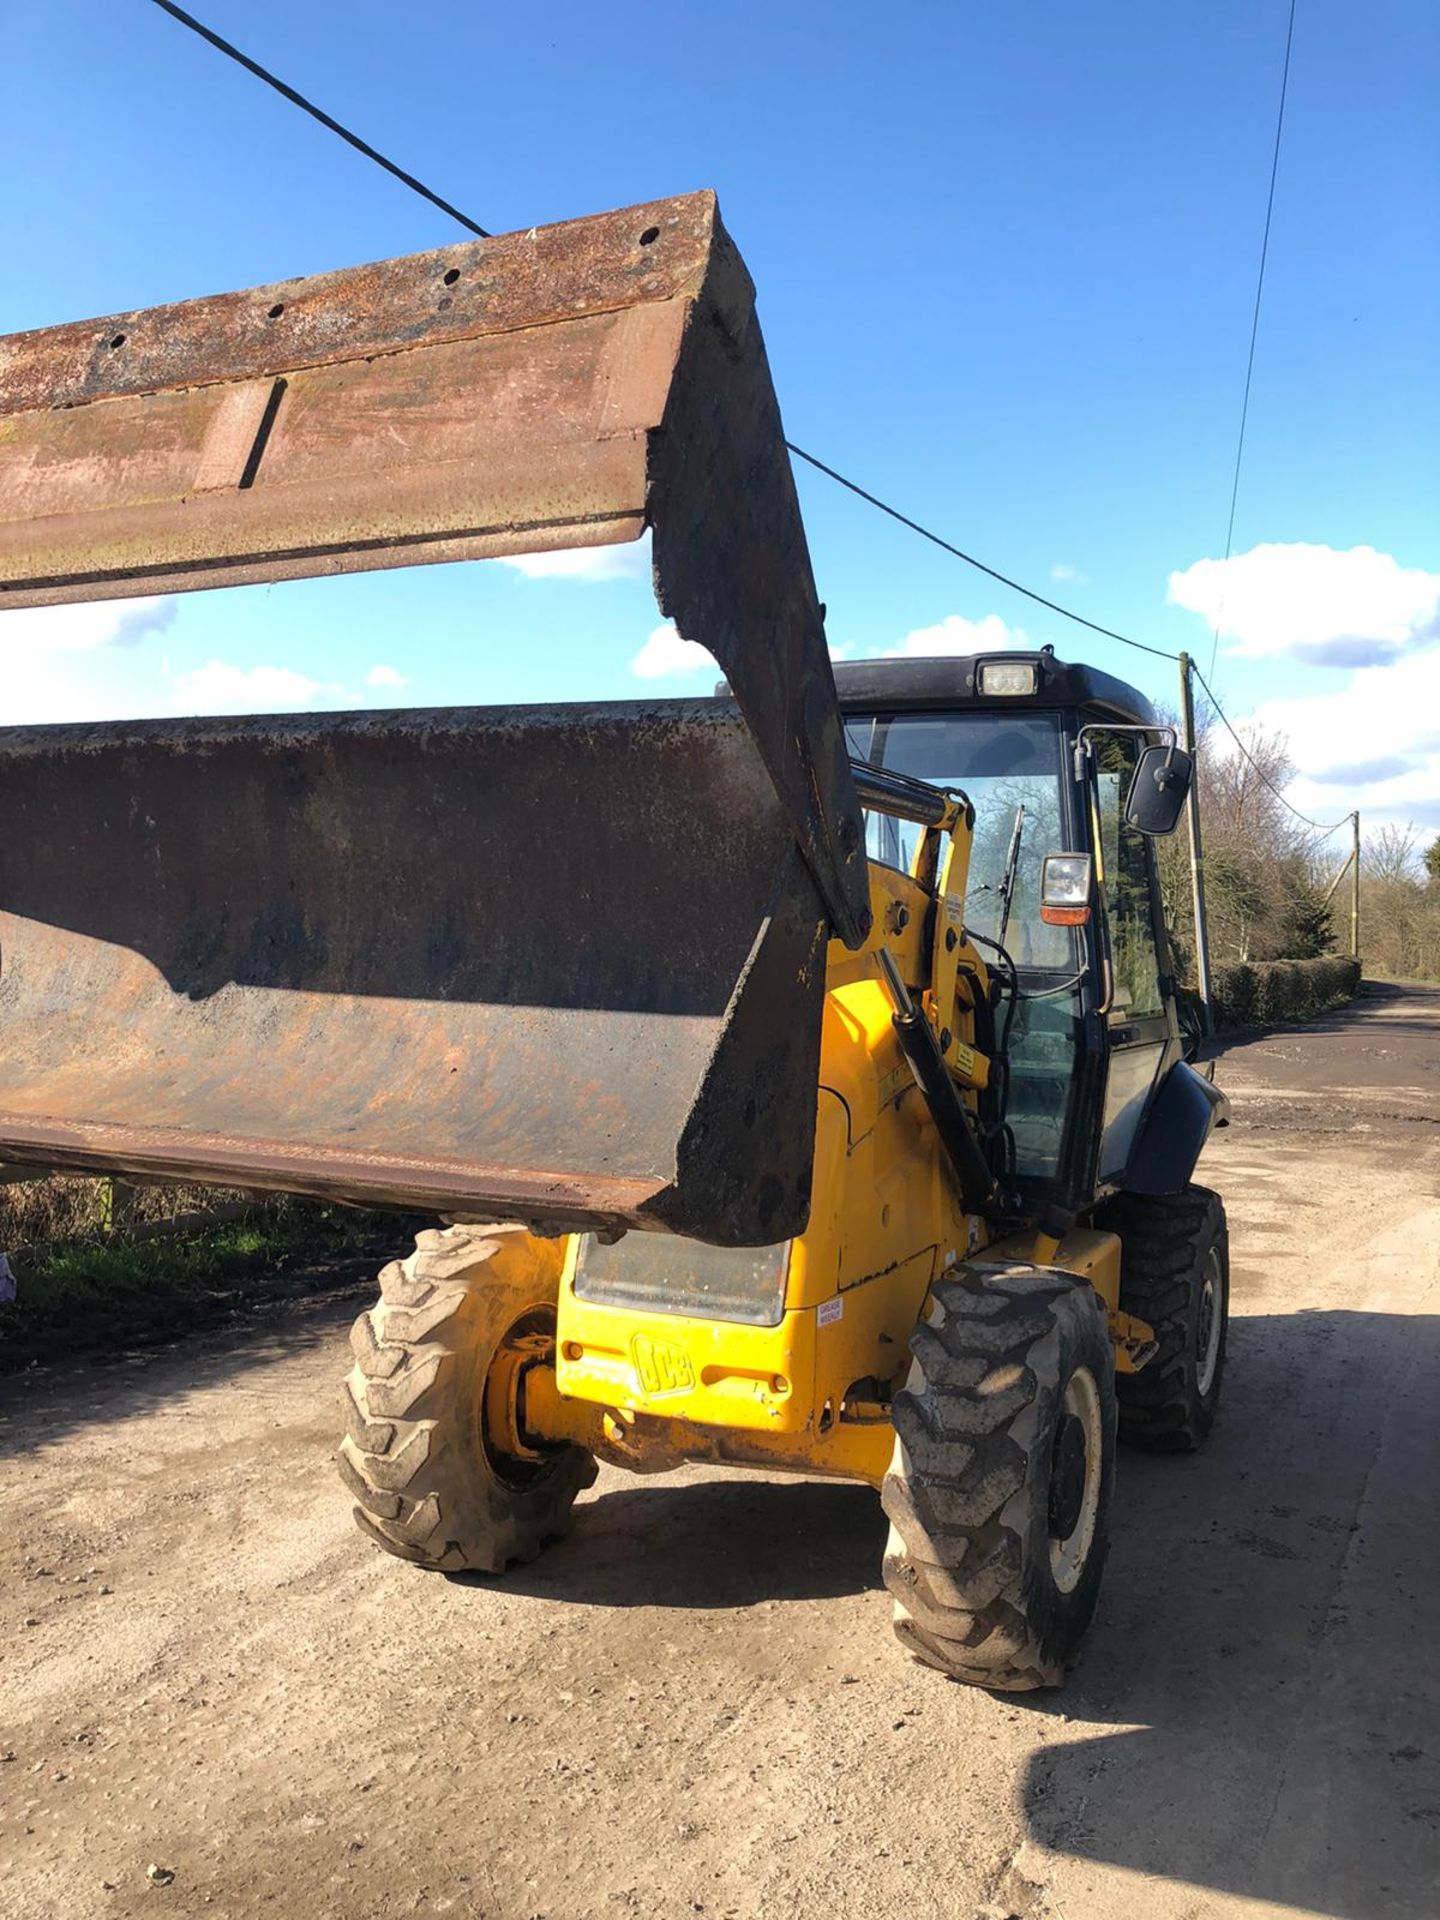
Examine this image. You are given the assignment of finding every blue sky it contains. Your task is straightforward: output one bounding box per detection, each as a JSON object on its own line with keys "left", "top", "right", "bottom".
{"left": 3, "top": 2, "right": 1438, "bottom": 827}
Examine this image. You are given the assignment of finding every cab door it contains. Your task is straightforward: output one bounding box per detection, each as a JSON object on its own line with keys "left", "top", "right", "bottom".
{"left": 1093, "top": 738, "right": 1172, "bottom": 1182}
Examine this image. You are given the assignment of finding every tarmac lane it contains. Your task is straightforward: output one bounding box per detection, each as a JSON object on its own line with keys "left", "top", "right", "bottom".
{"left": 1, "top": 982, "right": 1436, "bottom": 1920}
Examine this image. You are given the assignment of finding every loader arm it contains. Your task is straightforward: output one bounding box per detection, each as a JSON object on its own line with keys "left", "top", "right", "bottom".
{"left": 0, "top": 192, "right": 867, "bottom": 1245}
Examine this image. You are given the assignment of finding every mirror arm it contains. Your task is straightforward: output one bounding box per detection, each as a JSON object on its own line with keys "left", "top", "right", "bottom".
{"left": 1074, "top": 721, "right": 1179, "bottom": 759}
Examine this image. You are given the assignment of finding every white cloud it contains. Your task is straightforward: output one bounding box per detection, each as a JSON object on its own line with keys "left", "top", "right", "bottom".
{"left": 1051, "top": 563, "right": 1086, "bottom": 585}
{"left": 0, "top": 594, "right": 178, "bottom": 658}
{"left": 1168, "top": 543, "right": 1440, "bottom": 667}
{"left": 630, "top": 622, "right": 712, "bottom": 680}
{"left": 886, "top": 613, "right": 1030, "bottom": 658}
{"left": 108, "top": 599, "right": 180, "bottom": 649}
{"left": 0, "top": 597, "right": 185, "bottom": 722}
{"left": 495, "top": 535, "right": 651, "bottom": 584}
{"left": 169, "top": 662, "right": 328, "bottom": 714}
{"left": 0, "top": 596, "right": 408, "bottom": 723}
{"left": 1242, "top": 647, "right": 1440, "bottom": 831}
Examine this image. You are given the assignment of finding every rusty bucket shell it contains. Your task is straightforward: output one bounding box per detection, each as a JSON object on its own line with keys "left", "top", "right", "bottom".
{"left": 0, "top": 192, "right": 868, "bottom": 1244}
{"left": 0, "top": 701, "right": 829, "bottom": 1244}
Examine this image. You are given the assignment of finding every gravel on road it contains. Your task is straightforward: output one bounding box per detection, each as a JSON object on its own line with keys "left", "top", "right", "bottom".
{"left": 2, "top": 982, "right": 1436, "bottom": 1920}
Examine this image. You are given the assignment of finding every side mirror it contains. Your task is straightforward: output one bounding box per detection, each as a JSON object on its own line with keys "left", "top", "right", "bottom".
{"left": 1124, "top": 745, "right": 1193, "bottom": 836}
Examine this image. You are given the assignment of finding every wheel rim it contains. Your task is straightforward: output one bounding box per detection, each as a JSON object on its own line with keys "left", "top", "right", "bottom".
{"left": 1048, "top": 1366, "right": 1103, "bottom": 1595}
{"left": 1196, "top": 1245, "right": 1224, "bottom": 1398}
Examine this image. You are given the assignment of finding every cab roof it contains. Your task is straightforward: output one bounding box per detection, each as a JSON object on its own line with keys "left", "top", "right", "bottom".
{"left": 830, "top": 647, "right": 1158, "bottom": 729}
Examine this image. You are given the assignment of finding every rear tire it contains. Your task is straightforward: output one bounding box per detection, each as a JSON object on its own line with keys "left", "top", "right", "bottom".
{"left": 339, "top": 1224, "right": 596, "bottom": 1572}
{"left": 882, "top": 1264, "right": 1117, "bottom": 1691}
{"left": 1099, "top": 1185, "right": 1229, "bottom": 1452}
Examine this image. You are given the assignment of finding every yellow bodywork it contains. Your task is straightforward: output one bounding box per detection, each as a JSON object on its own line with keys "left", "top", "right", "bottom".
{"left": 521, "top": 805, "right": 1138, "bottom": 1488}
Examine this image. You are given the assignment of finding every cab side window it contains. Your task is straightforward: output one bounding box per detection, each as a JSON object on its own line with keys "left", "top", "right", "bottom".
{"left": 1095, "top": 740, "right": 1164, "bottom": 1020}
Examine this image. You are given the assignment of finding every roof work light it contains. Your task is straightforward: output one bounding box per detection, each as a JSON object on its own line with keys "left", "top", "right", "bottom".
{"left": 976, "top": 660, "right": 1039, "bottom": 697}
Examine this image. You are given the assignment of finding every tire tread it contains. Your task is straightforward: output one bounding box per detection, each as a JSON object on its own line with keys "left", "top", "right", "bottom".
{"left": 340, "top": 1226, "right": 595, "bottom": 1575}
{"left": 1097, "top": 1184, "right": 1227, "bottom": 1451}
{"left": 882, "top": 1267, "right": 1115, "bottom": 1692}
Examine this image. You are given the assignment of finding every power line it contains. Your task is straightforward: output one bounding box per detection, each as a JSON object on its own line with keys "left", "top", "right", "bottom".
{"left": 149, "top": 0, "right": 1349, "bottom": 846}
{"left": 1209, "top": 0, "right": 1298, "bottom": 679}
{"left": 149, "top": 2, "right": 491, "bottom": 239}
{"left": 148, "top": 0, "right": 1178, "bottom": 670}
{"left": 782, "top": 452, "right": 1350, "bottom": 845}
{"left": 1191, "top": 660, "right": 1349, "bottom": 838}
{"left": 783, "top": 444, "right": 1180, "bottom": 663}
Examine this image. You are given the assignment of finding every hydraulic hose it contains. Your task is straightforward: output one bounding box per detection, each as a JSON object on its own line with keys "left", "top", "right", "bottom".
{"left": 876, "top": 951, "right": 1005, "bottom": 1222}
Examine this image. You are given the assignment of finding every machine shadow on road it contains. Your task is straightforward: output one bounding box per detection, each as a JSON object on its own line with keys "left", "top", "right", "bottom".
{"left": 455, "top": 1473, "right": 889, "bottom": 1608}
{"left": 1207, "top": 979, "right": 1440, "bottom": 1064}
{"left": 0, "top": 1285, "right": 369, "bottom": 1459}
{"left": 1010, "top": 1306, "right": 1440, "bottom": 1920}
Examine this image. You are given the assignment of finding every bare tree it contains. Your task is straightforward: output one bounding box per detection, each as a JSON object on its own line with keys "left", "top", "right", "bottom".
{"left": 1364, "top": 822, "right": 1420, "bottom": 884}
{"left": 1358, "top": 823, "right": 1440, "bottom": 982}
{"left": 1148, "top": 715, "right": 1440, "bottom": 984}
{"left": 1157, "top": 714, "right": 1332, "bottom": 967}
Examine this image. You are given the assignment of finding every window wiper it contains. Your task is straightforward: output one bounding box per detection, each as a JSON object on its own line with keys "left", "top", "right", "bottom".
{"left": 996, "top": 804, "right": 1026, "bottom": 953}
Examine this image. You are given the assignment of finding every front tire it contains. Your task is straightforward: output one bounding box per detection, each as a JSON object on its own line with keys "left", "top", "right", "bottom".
{"left": 882, "top": 1264, "right": 1118, "bottom": 1691}
{"left": 339, "top": 1224, "right": 596, "bottom": 1572}
{"left": 1099, "top": 1185, "right": 1229, "bottom": 1452}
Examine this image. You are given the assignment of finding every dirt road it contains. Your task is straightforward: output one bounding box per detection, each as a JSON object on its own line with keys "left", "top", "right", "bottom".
{"left": 2, "top": 983, "right": 1437, "bottom": 1920}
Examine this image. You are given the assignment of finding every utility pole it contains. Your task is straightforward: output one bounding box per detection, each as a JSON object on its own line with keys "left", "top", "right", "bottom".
{"left": 1350, "top": 810, "right": 1361, "bottom": 960}
{"left": 1178, "top": 652, "right": 1214, "bottom": 1034}
{"left": 1321, "top": 846, "right": 1353, "bottom": 909}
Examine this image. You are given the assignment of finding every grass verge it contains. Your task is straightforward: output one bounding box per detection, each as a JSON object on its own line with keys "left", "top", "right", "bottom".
{"left": 0, "top": 1200, "right": 420, "bottom": 1372}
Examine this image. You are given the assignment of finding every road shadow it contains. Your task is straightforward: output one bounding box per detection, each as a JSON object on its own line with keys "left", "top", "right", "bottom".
{"left": 1012, "top": 1307, "right": 1440, "bottom": 1920}
{"left": 1206, "top": 978, "right": 1440, "bottom": 1067}
{"left": 455, "top": 1474, "right": 888, "bottom": 1608}
{"left": 0, "top": 1276, "right": 370, "bottom": 1459}
{"left": 3, "top": 1280, "right": 1436, "bottom": 1920}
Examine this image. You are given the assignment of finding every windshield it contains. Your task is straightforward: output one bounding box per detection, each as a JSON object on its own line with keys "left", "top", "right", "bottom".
{"left": 846, "top": 706, "right": 1082, "bottom": 1186}
{"left": 845, "top": 710, "right": 1076, "bottom": 970}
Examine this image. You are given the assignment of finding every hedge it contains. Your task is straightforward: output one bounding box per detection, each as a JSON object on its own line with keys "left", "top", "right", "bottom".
{"left": 1211, "top": 954, "right": 1361, "bottom": 1031}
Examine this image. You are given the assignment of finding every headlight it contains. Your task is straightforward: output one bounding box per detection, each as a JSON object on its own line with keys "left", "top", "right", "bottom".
{"left": 1040, "top": 852, "right": 1093, "bottom": 926}
{"left": 977, "top": 659, "right": 1038, "bottom": 697}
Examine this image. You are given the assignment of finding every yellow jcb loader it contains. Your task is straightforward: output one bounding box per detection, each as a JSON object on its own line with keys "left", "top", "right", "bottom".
{"left": 0, "top": 191, "right": 1228, "bottom": 1688}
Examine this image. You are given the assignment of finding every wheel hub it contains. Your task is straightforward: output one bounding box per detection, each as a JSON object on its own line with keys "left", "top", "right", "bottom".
{"left": 482, "top": 1311, "right": 563, "bottom": 1483}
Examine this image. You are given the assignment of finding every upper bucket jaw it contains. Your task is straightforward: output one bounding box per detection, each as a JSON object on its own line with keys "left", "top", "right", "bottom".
{"left": 0, "top": 195, "right": 706, "bottom": 600}
{"left": 0, "top": 190, "right": 870, "bottom": 1243}
{"left": 0, "top": 190, "right": 867, "bottom": 941}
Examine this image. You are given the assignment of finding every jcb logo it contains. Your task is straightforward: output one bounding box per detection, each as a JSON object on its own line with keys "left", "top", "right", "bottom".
{"left": 630, "top": 1332, "right": 694, "bottom": 1397}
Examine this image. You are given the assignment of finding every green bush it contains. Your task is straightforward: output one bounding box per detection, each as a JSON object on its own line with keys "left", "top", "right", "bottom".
{"left": 1254, "top": 959, "right": 1299, "bottom": 1025}
{"left": 1212, "top": 955, "right": 1360, "bottom": 1031}
{"left": 1215, "top": 962, "right": 1257, "bottom": 1028}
